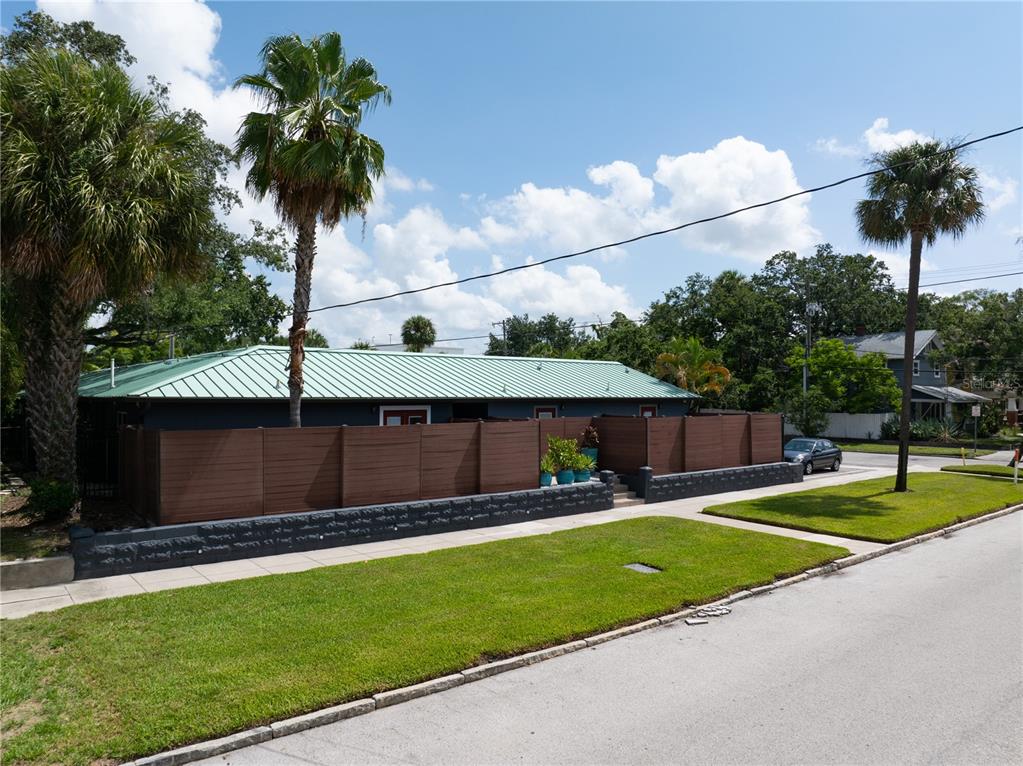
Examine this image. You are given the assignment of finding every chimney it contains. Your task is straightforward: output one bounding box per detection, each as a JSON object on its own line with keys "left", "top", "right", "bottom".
{"left": 854, "top": 323, "right": 867, "bottom": 337}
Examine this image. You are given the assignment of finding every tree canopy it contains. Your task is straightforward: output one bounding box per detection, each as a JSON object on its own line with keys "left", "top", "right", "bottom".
{"left": 401, "top": 315, "right": 437, "bottom": 352}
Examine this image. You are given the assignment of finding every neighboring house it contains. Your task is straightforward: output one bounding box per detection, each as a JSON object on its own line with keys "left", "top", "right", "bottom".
{"left": 836, "top": 329, "right": 989, "bottom": 420}
{"left": 77, "top": 345, "right": 697, "bottom": 432}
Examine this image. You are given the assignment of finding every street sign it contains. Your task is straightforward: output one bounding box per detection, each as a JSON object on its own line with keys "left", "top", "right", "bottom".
{"left": 971, "top": 405, "right": 981, "bottom": 417}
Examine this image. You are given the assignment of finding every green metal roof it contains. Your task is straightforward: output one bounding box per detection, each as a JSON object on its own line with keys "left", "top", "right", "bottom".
{"left": 78, "top": 346, "right": 698, "bottom": 401}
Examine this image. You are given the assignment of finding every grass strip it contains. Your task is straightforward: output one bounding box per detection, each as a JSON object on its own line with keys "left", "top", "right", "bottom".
{"left": 704, "top": 473, "right": 1022, "bottom": 544}
{"left": 834, "top": 441, "right": 994, "bottom": 457}
{"left": 941, "top": 464, "right": 1019, "bottom": 479}
{"left": 0, "top": 516, "right": 846, "bottom": 766}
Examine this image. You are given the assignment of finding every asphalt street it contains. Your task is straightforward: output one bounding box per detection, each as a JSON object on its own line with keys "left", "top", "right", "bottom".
{"left": 199, "top": 510, "right": 1023, "bottom": 766}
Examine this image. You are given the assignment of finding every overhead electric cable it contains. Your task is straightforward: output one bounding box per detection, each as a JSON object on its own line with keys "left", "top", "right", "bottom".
{"left": 307, "top": 125, "right": 1023, "bottom": 314}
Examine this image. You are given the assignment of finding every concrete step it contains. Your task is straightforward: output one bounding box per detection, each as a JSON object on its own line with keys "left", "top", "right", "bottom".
{"left": 614, "top": 489, "right": 637, "bottom": 499}
{"left": 613, "top": 496, "right": 645, "bottom": 508}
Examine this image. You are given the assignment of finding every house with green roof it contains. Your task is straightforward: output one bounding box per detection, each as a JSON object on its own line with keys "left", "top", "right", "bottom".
{"left": 78, "top": 346, "right": 698, "bottom": 432}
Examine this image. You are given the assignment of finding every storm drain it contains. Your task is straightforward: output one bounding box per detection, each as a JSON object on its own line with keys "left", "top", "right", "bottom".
{"left": 623, "top": 563, "right": 661, "bottom": 574}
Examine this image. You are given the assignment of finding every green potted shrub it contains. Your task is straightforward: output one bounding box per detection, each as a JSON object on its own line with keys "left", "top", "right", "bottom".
{"left": 546, "top": 436, "right": 577, "bottom": 485}
{"left": 580, "top": 425, "right": 599, "bottom": 467}
{"left": 539, "top": 452, "right": 556, "bottom": 487}
{"left": 573, "top": 452, "right": 595, "bottom": 483}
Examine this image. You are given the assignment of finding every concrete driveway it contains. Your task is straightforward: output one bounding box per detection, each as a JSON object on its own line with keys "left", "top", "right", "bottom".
{"left": 198, "top": 511, "right": 1022, "bottom": 766}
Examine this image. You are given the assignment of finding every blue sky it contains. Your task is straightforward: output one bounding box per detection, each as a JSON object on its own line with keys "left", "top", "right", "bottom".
{"left": 6, "top": 1, "right": 1021, "bottom": 349}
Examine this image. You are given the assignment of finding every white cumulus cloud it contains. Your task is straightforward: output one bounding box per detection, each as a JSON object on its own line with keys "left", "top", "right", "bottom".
{"left": 862, "top": 117, "right": 931, "bottom": 153}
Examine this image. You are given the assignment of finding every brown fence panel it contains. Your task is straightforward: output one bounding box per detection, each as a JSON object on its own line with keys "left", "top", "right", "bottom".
{"left": 684, "top": 416, "right": 722, "bottom": 472}
{"left": 595, "top": 417, "right": 648, "bottom": 474}
{"left": 720, "top": 415, "right": 751, "bottom": 468}
{"left": 264, "top": 427, "right": 341, "bottom": 515}
{"left": 159, "top": 429, "right": 261, "bottom": 524}
{"left": 562, "top": 417, "right": 594, "bottom": 446}
{"left": 480, "top": 420, "right": 539, "bottom": 494}
{"left": 342, "top": 425, "right": 421, "bottom": 507}
{"left": 421, "top": 422, "right": 480, "bottom": 500}
{"left": 143, "top": 430, "right": 160, "bottom": 522}
{"left": 647, "top": 418, "right": 684, "bottom": 475}
{"left": 750, "top": 413, "right": 783, "bottom": 464}
{"left": 538, "top": 418, "right": 565, "bottom": 456}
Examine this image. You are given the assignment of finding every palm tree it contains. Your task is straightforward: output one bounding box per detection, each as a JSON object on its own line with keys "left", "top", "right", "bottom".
{"left": 401, "top": 315, "right": 437, "bottom": 352}
{"left": 235, "top": 33, "right": 390, "bottom": 426}
{"left": 1, "top": 50, "right": 212, "bottom": 491}
{"left": 856, "top": 140, "right": 984, "bottom": 492}
{"left": 655, "top": 337, "right": 731, "bottom": 399}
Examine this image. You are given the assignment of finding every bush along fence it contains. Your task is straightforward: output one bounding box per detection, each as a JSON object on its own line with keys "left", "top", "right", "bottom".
{"left": 117, "top": 414, "right": 784, "bottom": 526}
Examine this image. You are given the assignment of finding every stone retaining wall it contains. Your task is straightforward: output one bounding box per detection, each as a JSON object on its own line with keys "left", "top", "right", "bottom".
{"left": 70, "top": 480, "right": 614, "bottom": 579}
{"left": 625, "top": 462, "right": 803, "bottom": 504}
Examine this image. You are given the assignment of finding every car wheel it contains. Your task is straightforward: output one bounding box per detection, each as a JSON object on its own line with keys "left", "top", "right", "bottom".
{"left": 831, "top": 457, "right": 841, "bottom": 472}
{"left": 804, "top": 461, "right": 814, "bottom": 475}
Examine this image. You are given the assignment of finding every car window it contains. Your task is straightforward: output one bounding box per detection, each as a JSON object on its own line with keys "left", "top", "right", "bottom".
{"left": 823, "top": 440, "right": 834, "bottom": 449}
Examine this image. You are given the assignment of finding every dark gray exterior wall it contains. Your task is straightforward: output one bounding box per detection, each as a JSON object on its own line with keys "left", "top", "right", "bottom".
{"left": 123, "top": 398, "right": 691, "bottom": 430}
{"left": 887, "top": 341, "right": 945, "bottom": 387}
{"left": 623, "top": 462, "right": 803, "bottom": 503}
{"left": 70, "top": 481, "right": 615, "bottom": 579}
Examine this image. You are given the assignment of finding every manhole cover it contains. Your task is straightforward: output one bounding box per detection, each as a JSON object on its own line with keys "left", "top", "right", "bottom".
{"left": 623, "top": 563, "right": 661, "bottom": 574}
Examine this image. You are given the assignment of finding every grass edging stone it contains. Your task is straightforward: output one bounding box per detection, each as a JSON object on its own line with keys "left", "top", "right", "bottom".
{"left": 121, "top": 501, "right": 1022, "bottom": 766}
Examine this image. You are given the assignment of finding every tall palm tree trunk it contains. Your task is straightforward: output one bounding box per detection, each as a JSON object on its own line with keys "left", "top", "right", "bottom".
{"left": 895, "top": 230, "right": 924, "bottom": 492}
{"left": 21, "top": 278, "right": 86, "bottom": 487}
{"left": 287, "top": 217, "right": 317, "bottom": 427}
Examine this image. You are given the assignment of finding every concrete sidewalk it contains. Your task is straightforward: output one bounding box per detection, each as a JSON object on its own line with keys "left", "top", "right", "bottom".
{"left": 0, "top": 460, "right": 900, "bottom": 620}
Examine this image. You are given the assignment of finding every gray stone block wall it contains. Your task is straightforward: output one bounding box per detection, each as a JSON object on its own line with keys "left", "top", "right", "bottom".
{"left": 640, "top": 462, "right": 803, "bottom": 504}
{"left": 70, "top": 482, "right": 614, "bottom": 580}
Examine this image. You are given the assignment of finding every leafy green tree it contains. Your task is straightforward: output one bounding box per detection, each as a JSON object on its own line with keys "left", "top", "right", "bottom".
{"left": 1, "top": 50, "right": 214, "bottom": 490}
{"left": 400, "top": 315, "right": 437, "bottom": 352}
{"left": 235, "top": 32, "right": 390, "bottom": 426}
{"left": 349, "top": 340, "right": 373, "bottom": 350}
{"left": 576, "top": 313, "right": 660, "bottom": 372}
{"left": 655, "top": 337, "right": 731, "bottom": 398}
{"left": 784, "top": 339, "right": 901, "bottom": 414}
{"left": 856, "top": 140, "right": 984, "bottom": 491}
{"left": 486, "top": 313, "right": 584, "bottom": 356}
{"left": 83, "top": 222, "right": 291, "bottom": 366}
{"left": 1, "top": 9, "right": 135, "bottom": 67}
{"left": 781, "top": 388, "right": 831, "bottom": 438}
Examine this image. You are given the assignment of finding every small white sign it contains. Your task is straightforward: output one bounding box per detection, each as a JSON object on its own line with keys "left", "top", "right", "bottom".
{"left": 971, "top": 405, "right": 981, "bottom": 417}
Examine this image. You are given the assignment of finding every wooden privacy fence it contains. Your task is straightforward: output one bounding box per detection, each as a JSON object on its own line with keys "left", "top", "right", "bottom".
{"left": 119, "top": 413, "right": 782, "bottom": 526}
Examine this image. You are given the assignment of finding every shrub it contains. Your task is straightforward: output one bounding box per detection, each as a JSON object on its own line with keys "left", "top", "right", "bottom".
{"left": 545, "top": 436, "right": 580, "bottom": 472}
{"left": 782, "top": 388, "right": 830, "bottom": 438}
{"left": 880, "top": 415, "right": 900, "bottom": 440}
{"left": 539, "top": 453, "right": 556, "bottom": 475}
{"left": 581, "top": 425, "right": 599, "bottom": 449}
{"left": 26, "top": 479, "right": 77, "bottom": 522}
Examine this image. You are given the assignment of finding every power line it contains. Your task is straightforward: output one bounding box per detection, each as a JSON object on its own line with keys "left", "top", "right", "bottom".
{"left": 911, "top": 271, "right": 1023, "bottom": 289}
{"left": 307, "top": 125, "right": 1023, "bottom": 314}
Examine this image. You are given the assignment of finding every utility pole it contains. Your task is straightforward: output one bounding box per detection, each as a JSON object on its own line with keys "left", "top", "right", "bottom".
{"left": 491, "top": 320, "right": 507, "bottom": 355}
{"left": 803, "top": 301, "right": 821, "bottom": 394}
{"left": 167, "top": 333, "right": 176, "bottom": 360}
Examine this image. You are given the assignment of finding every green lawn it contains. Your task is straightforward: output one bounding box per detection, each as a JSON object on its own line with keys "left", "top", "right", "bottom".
{"left": 704, "top": 473, "right": 1022, "bottom": 543}
{"left": 941, "top": 464, "right": 1020, "bottom": 479}
{"left": 0, "top": 517, "right": 846, "bottom": 766}
{"left": 834, "top": 441, "right": 994, "bottom": 457}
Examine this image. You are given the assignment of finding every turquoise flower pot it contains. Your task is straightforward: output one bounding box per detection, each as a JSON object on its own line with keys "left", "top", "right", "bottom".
{"left": 580, "top": 447, "right": 598, "bottom": 466}
{"left": 555, "top": 469, "right": 575, "bottom": 485}
{"left": 574, "top": 469, "right": 591, "bottom": 483}
{"left": 540, "top": 472, "right": 552, "bottom": 487}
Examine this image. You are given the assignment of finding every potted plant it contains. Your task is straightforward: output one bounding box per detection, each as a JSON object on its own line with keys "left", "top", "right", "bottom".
{"left": 573, "top": 453, "right": 596, "bottom": 483}
{"left": 546, "top": 436, "right": 577, "bottom": 485}
{"left": 539, "top": 452, "right": 556, "bottom": 487}
{"left": 580, "top": 425, "right": 599, "bottom": 467}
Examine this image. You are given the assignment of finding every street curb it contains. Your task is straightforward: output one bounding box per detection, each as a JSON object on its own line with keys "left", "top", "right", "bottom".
{"left": 122, "top": 501, "right": 1021, "bottom": 766}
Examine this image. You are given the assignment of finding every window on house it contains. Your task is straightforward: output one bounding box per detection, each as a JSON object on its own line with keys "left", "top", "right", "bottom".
{"left": 934, "top": 366, "right": 941, "bottom": 378}
{"left": 534, "top": 406, "right": 557, "bottom": 419}
{"left": 640, "top": 405, "right": 658, "bottom": 418}
{"left": 912, "top": 360, "right": 920, "bottom": 377}
{"left": 379, "top": 407, "right": 431, "bottom": 425}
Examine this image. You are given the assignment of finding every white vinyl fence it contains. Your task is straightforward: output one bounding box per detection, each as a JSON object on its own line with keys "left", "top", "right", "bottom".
{"left": 784, "top": 412, "right": 890, "bottom": 440}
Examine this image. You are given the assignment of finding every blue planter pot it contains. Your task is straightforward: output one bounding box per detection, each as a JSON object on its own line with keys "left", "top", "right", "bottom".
{"left": 555, "top": 469, "right": 575, "bottom": 485}
{"left": 574, "top": 469, "right": 591, "bottom": 483}
{"left": 580, "top": 447, "right": 598, "bottom": 466}
{"left": 540, "top": 472, "right": 552, "bottom": 487}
